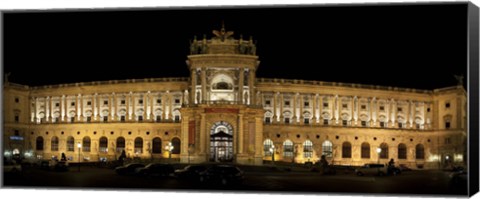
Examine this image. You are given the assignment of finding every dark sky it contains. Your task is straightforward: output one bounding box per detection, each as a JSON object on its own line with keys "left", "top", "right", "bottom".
{"left": 3, "top": 3, "right": 468, "bottom": 90}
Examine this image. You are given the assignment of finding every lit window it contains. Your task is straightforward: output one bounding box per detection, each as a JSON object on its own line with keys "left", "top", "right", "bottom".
{"left": 303, "top": 140, "right": 313, "bottom": 158}
{"left": 283, "top": 140, "right": 294, "bottom": 158}
{"left": 263, "top": 139, "right": 273, "bottom": 156}
{"left": 322, "top": 141, "right": 333, "bottom": 157}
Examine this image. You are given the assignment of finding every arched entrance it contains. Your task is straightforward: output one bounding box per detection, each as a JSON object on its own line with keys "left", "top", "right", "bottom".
{"left": 210, "top": 121, "right": 233, "bottom": 162}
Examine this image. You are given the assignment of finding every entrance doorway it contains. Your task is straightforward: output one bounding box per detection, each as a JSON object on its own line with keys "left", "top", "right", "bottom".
{"left": 209, "top": 121, "right": 234, "bottom": 162}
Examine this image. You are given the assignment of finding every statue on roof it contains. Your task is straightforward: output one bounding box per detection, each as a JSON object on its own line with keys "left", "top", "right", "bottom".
{"left": 454, "top": 74, "right": 464, "bottom": 86}
{"left": 212, "top": 21, "right": 234, "bottom": 42}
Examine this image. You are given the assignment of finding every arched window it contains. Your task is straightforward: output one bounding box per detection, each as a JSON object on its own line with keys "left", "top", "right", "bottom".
{"left": 99, "top": 137, "right": 108, "bottom": 153}
{"left": 322, "top": 140, "right": 333, "bottom": 157}
{"left": 416, "top": 144, "right": 425, "bottom": 159}
{"left": 83, "top": 137, "right": 91, "bottom": 152}
{"left": 263, "top": 139, "right": 273, "bottom": 156}
{"left": 398, "top": 143, "right": 407, "bottom": 159}
{"left": 116, "top": 137, "right": 125, "bottom": 153}
{"left": 152, "top": 137, "right": 162, "bottom": 154}
{"left": 67, "top": 136, "right": 74, "bottom": 152}
{"left": 36, "top": 136, "right": 44, "bottom": 151}
{"left": 283, "top": 140, "right": 294, "bottom": 158}
{"left": 51, "top": 136, "right": 59, "bottom": 151}
{"left": 303, "top": 140, "right": 313, "bottom": 158}
{"left": 172, "top": 138, "right": 181, "bottom": 154}
{"left": 380, "top": 143, "right": 388, "bottom": 159}
{"left": 361, "top": 142, "right": 370, "bottom": 159}
{"left": 134, "top": 137, "right": 143, "bottom": 154}
{"left": 342, "top": 142, "right": 352, "bottom": 158}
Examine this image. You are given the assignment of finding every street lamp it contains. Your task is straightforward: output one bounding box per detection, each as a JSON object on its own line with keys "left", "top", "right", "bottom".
{"left": 376, "top": 147, "right": 382, "bottom": 164}
{"left": 77, "top": 142, "right": 82, "bottom": 172}
{"left": 269, "top": 145, "right": 275, "bottom": 164}
{"left": 165, "top": 142, "right": 174, "bottom": 162}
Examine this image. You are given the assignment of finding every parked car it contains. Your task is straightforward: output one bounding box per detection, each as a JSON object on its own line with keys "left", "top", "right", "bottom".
{"left": 355, "top": 163, "right": 388, "bottom": 176}
{"left": 198, "top": 164, "right": 244, "bottom": 185}
{"left": 175, "top": 164, "right": 208, "bottom": 179}
{"left": 399, "top": 164, "right": 412, "bottom": 172}
{"left": 3, "top": 160, "right": 22, "bottom": 173}
{"left": 115, "top": 163, "right": 145, "bottom": 175}
{"left": 54, "top": 160, "right": 69, "bottom": 171}
{"left": 135, "top": 163, "right": 174, "bottom": 177}
{"left": 449, "top": 170, "right": 467, "bottom": 187}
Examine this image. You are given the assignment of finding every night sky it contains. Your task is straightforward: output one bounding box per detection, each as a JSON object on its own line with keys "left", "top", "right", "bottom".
{"left": 3, "top": 2, "right": 468, "bottom": 90}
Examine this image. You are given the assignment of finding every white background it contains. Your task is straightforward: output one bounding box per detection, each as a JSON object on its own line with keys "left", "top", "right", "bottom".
{"left": 0, "top": 0, "right": 479, "bottom": 199}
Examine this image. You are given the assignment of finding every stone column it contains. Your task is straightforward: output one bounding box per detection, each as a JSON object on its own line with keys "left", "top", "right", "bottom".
{"left": 201, "top": 68, "right": 207, "bottom": 103}
{"left": 299, "top": 94, "right": 304, "bottom": 124}
{"left": 162, "top": 93, "right": 166, "bottom": 120}
{"left": 45, "top": 96, "right": 50, "bottom": 122}
{"left": 200, "top": 113, "right": 206, "bottom": 154}
{"left": 77, "top": 94, "right": 81, "bottom": 121}
{"left": 190, "top": 69, "right": 197, "bottom": 104}
{"left": 313, "top": 94, "right": 317, "bottom": 124}
{"left": 248, "top": 69, "right": 255, "bottom": 105}
{"left": 292, "top": 93, "right": 297, "bottom": 123}
{"left": 273, "top": 92, "right": 278, "bottom": 123}
{"left": 143, "top": 94, "right": 147, "bottom": 120}
{"left": 238, "top": 69, "right": 245, "bottom": 104}
{"left": 279, "top": 93, "right": 284, "bottom": 123}
{"left": 238, "top": 114, "right": 244, "bottom": 154}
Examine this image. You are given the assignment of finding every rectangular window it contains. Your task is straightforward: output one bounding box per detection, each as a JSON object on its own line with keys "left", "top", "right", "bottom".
{"left": 14, "top": 130, "right": 19, "bottom": 136}
{"left": 175, "top": 115, "right": 180, "bottom": 122}
{"left": 104, "top": 100, "right": 108, "bottom": 105}
{"left": 265, "top": 100, "right": 271, "bottom": 105}
{"left": 55, "top": 103, "right": 60, "bottom": 107}
{"left": 156, "top": 115, "right": 161, "bottom": 122}
{"left": 87, "top": 101, "right": 91, "bottom": 106}
{"left": 14, "top": 97, "right": 19, "bottom": 103}
{"left": 265, "top": 117, "right": 271, "bottom": 124}
{"left": 285, "top": 101, "right": 290, "bottom": 106}
{"left": 121, "top": 116, "right": 126, "bottom": 122}
{"left": 55, "top": 118, "right": 59, "bottom": 123}
{"left": 445, "top": 102, "right": 450, "bottom": 108}
{"left": 103, "top": 116, "right": 108, "bottom": 122}
{"left": 157, "top": 99, "right": 162, "bottom": 104}
{"left": 175, "top": 99, "right": 180, "bottom": 104}
{"left": 342, "top": 104, "right": 347, "bottom": 109}
{"left": 361, "top": 105, "right": 366, "bottom": 110}
{"left": 304, "top": 118, "right": 309, "bottom": 124}
{"left": 397, "top": 107, "right": 402, "bottom": 112}
{"left": 445, "top": 122, "right": 451, "bottom": 129}
{"left": 14, "top": 115, "right": 19, "bottom": 123}
{"left": 304, "top": 101, "right": 309, "bottom": 107}
{"left": 121, "top": 100, "right": 126, "bottom": 105}
{"left": 139, "top": 99, "right": 143, "bottom": 104}
{"left": 284, "top": 118, "right": 290, "bottom": 124}
{"left": 361, "top": 121, "right": 367, "bottom": 127}
{"left": 323, "top": 119, "right": 329, "bottom": 125}
{"left": 71, "top": 102, "right": 75, "bottom": 106}
{"left": 138, "top": 116, "right": 143, "bottom": 121}
{"left": 342, "top": 120, "right": 348, "bottom": 126}
{"left": 398, "top": 123, "right": 403, "bottom": 128}
{"left": 427, "top": 108, "right": 431, "bottom": 112}
{"left": 380, "top": 106, "right": 385, "bottom": 111}
{"left": 380, "top": 122, "right": 385, "bottom": 128}
{"left": 87, "top": 117, "right": 91, "bottom": 122}
{"left": 323, "top": 103, "right": 328, "bottom": 108}
{"left": 70, "top": 117, "right": 75, "bottom": 123}
{"left": 416, "top": 124, "right": 420, "bottom": 129}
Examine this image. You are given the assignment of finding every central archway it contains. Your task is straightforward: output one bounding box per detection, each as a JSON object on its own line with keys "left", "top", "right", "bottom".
{"left": 210, "top": 121, "right": 234, "bottom": 162}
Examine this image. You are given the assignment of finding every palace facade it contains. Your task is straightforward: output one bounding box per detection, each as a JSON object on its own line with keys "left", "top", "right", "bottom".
{"left": 3, "top": 25, "right": 467, "bottom": 169}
